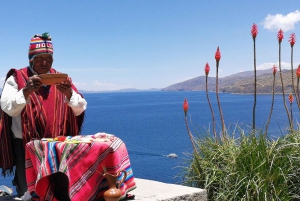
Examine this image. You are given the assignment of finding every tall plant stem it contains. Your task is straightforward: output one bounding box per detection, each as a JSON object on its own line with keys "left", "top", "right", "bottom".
{"left": 279, "top": 43, "right": 292, "bottom": 128}
{"left": 290, "top": 103, "right": 294, "bottom": 131}
{"left": 265, "top": 75, "right": 275, "bottom": 137}
{"left": 296, "top": 77, "right": 299, "bottom": 102}
{"left": 252, "top": 38, "right": 256, "bottom": 131}
{"left": 206, "top": 75, "right": 217, "bottom": 142}
{"left": 216, "top": 61, "right": 225, "bottom": 139}
{"left": 184, "top": 115, "right": 198, "bottom": 154}
{"left": 291, "top": 46, "right": 300, "bottom": 111}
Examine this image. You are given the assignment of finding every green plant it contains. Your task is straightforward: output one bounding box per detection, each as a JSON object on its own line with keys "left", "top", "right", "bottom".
{"left": 289, "top": 94, "right": 294, "bottom": 130}
{"left": 215, "top": 47, "right": 226, "bottom": 139}
{"left": 182, "top": 24, "right": 300, "bottom": 200}
{"left": 183, "top": 98, "right": 198, "bottom": 154}
{"left": 296, "top": 65, "right": 300, "bottom": 102}
{"left": 289, "top": 33, "right": 299, "bottom": 110}
{"left": 251, "top": 23, "right": 258, "bottom": 131}
{"left": 265, "top": 65, "right": 277, "bottom": 136}
{"left": 182, "top": 129, "right": 300, "bottom": 200}
{"left": 278, "top": 29, "right": 292, "bottom": 129}
{"left": 205, "top": 62, "right": 217, "bottom": 141}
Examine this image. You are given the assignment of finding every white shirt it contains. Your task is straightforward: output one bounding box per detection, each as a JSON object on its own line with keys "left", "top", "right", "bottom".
{"left": 0, "top": 75, "right": 87, "bottom": 139}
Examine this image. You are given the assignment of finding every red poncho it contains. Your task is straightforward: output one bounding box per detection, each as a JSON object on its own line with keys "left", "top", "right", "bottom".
{"left": 0, "top": 67, "right": 85, "bottom": 176}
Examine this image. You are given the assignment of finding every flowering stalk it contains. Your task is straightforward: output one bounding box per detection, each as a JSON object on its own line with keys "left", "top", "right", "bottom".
{"left": 289, "top": 33, "right": 299, "bottom": 110}
{"left": 204, "top": 62, "right": 217, "bottom": 141}
{"left": 183, "top": 98, "right": 198, "bottom": 154}
{"left": 289, "top": 94, "right": 294, "bottom": 131}
{"left": 277, "top": 29, "right": 292, "bottom": 128}
{"left": 296, "top": 65, "right": 300, "bottom": 102}
{"left": 251, "top": 23, "right": 258, "bottom": 131}
{"left": 215, "top": 46, "right": 226, "bottom": 139}
{"left": 265, "top": 65, "right": 277, "bottom": 136}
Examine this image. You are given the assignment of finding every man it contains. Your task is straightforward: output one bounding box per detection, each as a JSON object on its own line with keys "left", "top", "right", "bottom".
{"left": 0, "top": 33, "right": 87, "bottom": 199}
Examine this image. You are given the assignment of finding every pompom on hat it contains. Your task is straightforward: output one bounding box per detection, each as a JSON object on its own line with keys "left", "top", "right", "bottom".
{"left": 28, "top": 32, "right": 53, "bottom": 68}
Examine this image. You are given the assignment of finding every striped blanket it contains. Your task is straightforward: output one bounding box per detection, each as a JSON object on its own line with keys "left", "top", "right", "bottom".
{"left": 25, "top": 135, "right": 136, "bottom": 201}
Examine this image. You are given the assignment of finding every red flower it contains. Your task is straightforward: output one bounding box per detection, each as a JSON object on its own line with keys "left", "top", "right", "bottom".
{"left": 183, "top": 98, "right": 189, "bottom": 115}
{"left": 272, "top": 65, "right": 277, "bottom": 75}
{"left": 277, "top": 29, "right": 284, "bottom": 43}
{"left": 204, "top": 62, "right": 210, "bottom": 75}
{"left": 296, "top": 65, "right": 300, "bottom": 78}
{"left": 215, "top": 46, "right": 221, "bottom": 61}
{"left": 289, "top": 33, "right": 296, "bottom": 47}
{"left": 289, "top": 94, "right": 294, "bottom": 103}
{"left": 251, "top": 23, "right": 258, "bottom": 39}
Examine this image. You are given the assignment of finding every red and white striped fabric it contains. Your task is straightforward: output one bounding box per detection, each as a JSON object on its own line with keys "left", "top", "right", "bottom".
{"left": 25, "top": 135, "right": 136, "bottom": 201}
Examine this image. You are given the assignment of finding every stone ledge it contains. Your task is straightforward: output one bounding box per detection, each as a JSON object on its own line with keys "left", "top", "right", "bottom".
{"left": 0, "top": 178, "right": 207, "bottom": 201}
{"left": 0, "top": 195, "right": 20, "bottom": 201}
{"left": 131, "top": 178, "right": 207, "bottom": 201}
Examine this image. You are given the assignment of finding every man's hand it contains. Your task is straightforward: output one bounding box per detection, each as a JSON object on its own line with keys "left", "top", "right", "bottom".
{"left": 56, "top": 77, "right": 73, "bottom": 100}
{"left": 23, "top": 75, "right": 42, "bottom": 99}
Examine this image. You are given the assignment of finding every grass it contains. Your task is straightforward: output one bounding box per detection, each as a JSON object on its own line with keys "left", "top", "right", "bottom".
{"left": 182, "top": 128, "right": 300, "bottom": 200}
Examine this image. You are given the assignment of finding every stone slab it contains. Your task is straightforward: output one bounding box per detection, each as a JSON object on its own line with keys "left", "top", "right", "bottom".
{"left": 0, "top": 178, "right": 207, "bottom": 201}
{"left": 130, "top": 178, "right": 206, "bottom": 201}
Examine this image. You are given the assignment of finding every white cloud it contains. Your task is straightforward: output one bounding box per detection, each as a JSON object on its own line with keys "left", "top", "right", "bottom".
{"left": 73, "top": 81, "right": 131, "bottom": 91}
{"left": 262, "top": 10, "right": 300, "bottom": 31}
{"left": 257, "top": 62, "right": 276, "bottom": 70}
{"left": 257, "top": 61, "right": 296, "bottom": 70}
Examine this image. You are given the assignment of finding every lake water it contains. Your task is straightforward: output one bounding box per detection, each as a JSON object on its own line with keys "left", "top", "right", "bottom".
{"left": 0, "top": 91, "right": 297, "bottom": 192}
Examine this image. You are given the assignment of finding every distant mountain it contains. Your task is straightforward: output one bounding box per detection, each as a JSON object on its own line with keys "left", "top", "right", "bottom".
{"left": 225, "top": 69, "right": 271, "bottom": 78}
{"left": 162, "top": 69, "right": 297, "bottom": 94}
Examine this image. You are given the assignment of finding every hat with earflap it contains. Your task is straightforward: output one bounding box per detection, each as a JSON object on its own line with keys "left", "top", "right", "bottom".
{"left": 28, "top": 32, "right": 53, "bottom": 69}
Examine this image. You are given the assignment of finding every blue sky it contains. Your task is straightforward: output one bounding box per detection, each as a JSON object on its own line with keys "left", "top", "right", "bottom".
{"left": 1, "top": 1, "right": 300, "bottom": 91}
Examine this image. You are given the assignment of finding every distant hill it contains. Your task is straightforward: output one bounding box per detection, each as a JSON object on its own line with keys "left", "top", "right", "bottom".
{"left": 162, "top": 69, "right": 298, "bottom": 94}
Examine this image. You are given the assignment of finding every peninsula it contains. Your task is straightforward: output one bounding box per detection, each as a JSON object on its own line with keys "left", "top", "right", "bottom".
{"left": 162, "top": 69, "right": 298, "bottom": 94}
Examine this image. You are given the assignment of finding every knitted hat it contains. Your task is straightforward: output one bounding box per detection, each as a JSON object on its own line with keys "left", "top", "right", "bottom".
{"left": 28, "top": 32, "right": 53, "bottom": 67}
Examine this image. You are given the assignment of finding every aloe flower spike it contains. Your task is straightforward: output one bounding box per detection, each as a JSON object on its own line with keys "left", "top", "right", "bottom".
{"left": 205, "top": 62, "right": 210, "bottom": 75}
{"left": 289, "top": 33, "right": 296, "bottom": 47}
{"left": 277, "top": 28, "right": 292, "bottom": 128}
{"left": 204, "top": 62, "right": 217, "bottom": 141}
{"left": 182, "top": 98, "right": 198, "bottom": 153}
{"left": 215, "top": 46, "right": 221, "bottom": 61}
{"left": 251, "top": 23, "right": 258, "bottom": 131}
{"left": 251, "top": 23, "right": 258, "bottom": 39}
{"left": 289, "top": 33, "right": 299, "bottom": 111}
{"left": 183, "top": 98, "right": 188, "bottom": 116}
{"left": 215, "top": 46, "right": 225, "bottom": 139}
{"left": 272, "top": 65, "right": 277, "bottom": 75}
{"left": 289, "top": 94, "right": 294, "bottom": 103}
{"left": 277, "top": 29, "right": 284, "bottom": 43}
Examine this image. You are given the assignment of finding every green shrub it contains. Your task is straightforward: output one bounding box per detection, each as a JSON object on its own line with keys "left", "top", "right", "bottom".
{"left": 182, "top": 129, "right": 300, "bottom": 200}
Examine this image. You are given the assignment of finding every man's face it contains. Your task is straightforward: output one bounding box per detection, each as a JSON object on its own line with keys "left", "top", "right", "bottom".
{"left": 33, "top": 54, "right": 53, "bottom": 74}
